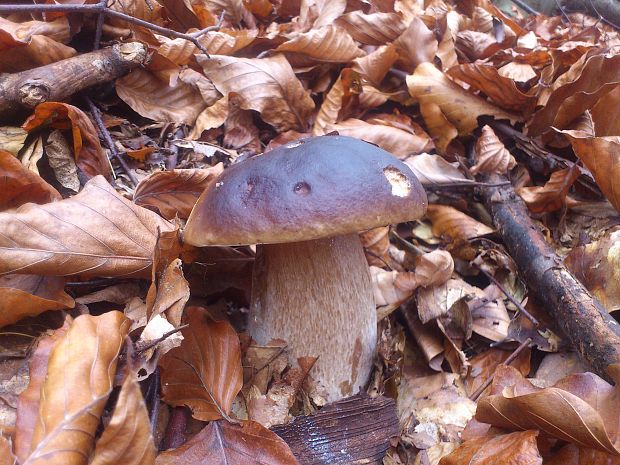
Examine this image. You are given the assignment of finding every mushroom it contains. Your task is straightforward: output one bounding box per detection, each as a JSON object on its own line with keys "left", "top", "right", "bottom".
{"left": 184, "top": 135, "right": 427, "bottom": 401}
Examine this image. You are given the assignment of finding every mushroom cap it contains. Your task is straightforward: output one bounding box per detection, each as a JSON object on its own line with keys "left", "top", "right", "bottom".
{"left": 184, "top": 135, "right": 427, "bottom": 246}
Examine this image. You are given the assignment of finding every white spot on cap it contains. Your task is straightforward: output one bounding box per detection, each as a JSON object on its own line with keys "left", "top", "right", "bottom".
{"left": 383, "top": 166, "right": 411, "bottom": 197}
{"left": 216, "top": 181, "right": 224, "bottom": 188}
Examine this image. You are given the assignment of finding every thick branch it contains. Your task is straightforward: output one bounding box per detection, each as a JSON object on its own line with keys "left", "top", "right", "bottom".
{"left": 480, "top": 177, "right": 620, "bottom": 380}
{"left": 0, "top": 42, "right": 148, "bottom": 120}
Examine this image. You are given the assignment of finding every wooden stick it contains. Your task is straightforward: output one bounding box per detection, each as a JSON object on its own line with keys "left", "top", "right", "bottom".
{"left": 0, "top": 42, "right": 148, "bottom": 120}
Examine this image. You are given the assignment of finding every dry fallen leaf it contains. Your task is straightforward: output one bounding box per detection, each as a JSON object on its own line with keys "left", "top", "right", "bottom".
{"left": 426, "top": 204, "right": 495, "bottom": 242}
{"left": 198, "top": 54, "right": 315, "bottom": 132}
{"left": 155, "top": 420, "right": 300, "bottom": 465}
{"left": 335, "top": 11, "right": 405, "bottom": 45}
{"left": 0, "top": 176, "right": 175, "bottom": 278}
{"left": 159, "top": 306, "right": 243, "bottom": 421}
{"left": 0, "top": 149, "right": 61, "bottom": 209}
{"left": 133, "top": 165, "right": 223, "bottom": 220}
{"left": 472, "top": 125, "right": 516, "bottom": 175}
{"left": 22, "top": 102, "right": 111, "bottom": 180}
{"left": 517, "top": 165, "right": 580, "bottom": 213}
{"left": 24, "top": 312, "right": 130, "bottom": 465}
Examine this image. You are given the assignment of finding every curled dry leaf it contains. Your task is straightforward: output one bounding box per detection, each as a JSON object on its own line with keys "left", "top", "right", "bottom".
{"left": 335, "top": 11, "right": 405, "bottom": 45}
{"left": 45, "top": 130, "right": 80, "bottom": 192}
{"left": 529, "top": 51, "right": 620, "bottom": 136}
{"left": 223, "top": 93, "right": 261, "bottom": 152}
{"left": 189, "top": 97, "right": 229, "bottom": 139}
{"left": 419, "top": 102, "right": 459, "bottom": 154}
{"left": 24, "top": 312, "right": 130, "bottom": 465}
{"left": 476, "top": 365, "right": 620, "bottom": 455}
{"left": 0, "top": 176, "right": 175, "bottom": 278}
{"left": 22, "top": 102, "right": 111, "bottom": 180}
{"left": 159, "top": 306, "right": 243, "bottom": 421}
{"left": 447, "top": 63, "right": 536, "bottom": 112}
{"left": 313, "top": 69, "right": 361, "bottom": 135}
{"left": 198, "top": 54, "right": 315, "bottom": 132}
{"left": 471, "top": 125, "right": 516, "bottom": 175}
{"left": 274, "top": 25, "right": 365, "bottom": 66}
{"left": 371, "top": 266, "right": 417, "bottom": 319}
{"left": 133, "top": 165, "right": 223, "bottom": 220}
{"left": 414, "top": 250, "right": 454, "bottom": 287}
{"left": 0, "top": 126, "right": 28, "bottom": 155}
{"left": 359, "top": 226, "right": 390, "bottom": 268}
{"left": 90, "top": 368, "right": 156, "bottom": 465}
{"left": 407, "top": 63, "right": 519, "bottom": 136}
{"left": 155, "top": 420, "right": 300, "bottom": 465}
{"left": 0, "top": 274, "right": 74, "bottom": 328}
{"left": 403, "top": 153, "right": 471, "bottom": 186}
{"left": 0, "top": 149, "right": 60, "bottom": 210}
{"left": 199, "top": 29, "right": 257, "bottom": 55}
{"left": 116, "top": 69, "right": 207, "bottom": 125}
{"left": 394, "top": 16, "right": 438, "bottom": 71}
{"left": 351, "top": 44, "right": 399, "bottom": 87}
{"left": 14, "top": 320, "right": 70, "bottom": 463}
{"left": 439, "top": 430, "right": 542, "bottom": 465}
{"left": 417, "top": 277, "right": 485, "bottom": 324}
{"left": 517, "top": 165, "right": 580, "bottom": 214}
{"left": 426, "top": 204, "right": 494, "bottom": 242}
{"left": 326, "top": 118, "right": 433, "bottom": 158}
{"left": 560, "top": 130, "right": 620, "bottom": 213}
{"left": 565, "top": 227, "right": 620, "bottom": 312}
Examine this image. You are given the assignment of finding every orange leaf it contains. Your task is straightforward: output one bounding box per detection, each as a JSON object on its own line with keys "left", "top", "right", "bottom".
{"left": 22, "top": 102, "right": 111, "bottom": 179}
{"left": 426, "top": 204, "right": 494, "bottom": 242}
{"left": 0, "top": 149, "right": 60, "bottom": 210}
{"left": 155, "top": 420, "right": 300, "bottom": 465}
{"left": 517, "top": 165, "right": 580, "bottom": 213}
{"left": 159, "top": 307, "right": 243, "bottom": 421}
{"left": 133, "top": 165, "right": 223, "bottom": 220}
{"left": 335, "top": 11, "right": 405, "bottom": 45}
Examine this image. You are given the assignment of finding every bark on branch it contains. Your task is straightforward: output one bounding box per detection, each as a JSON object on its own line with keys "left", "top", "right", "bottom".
{"left": 480, "top": 176, "right": 620, "bottom": 380}
{"left": 0, "top": 42, "right": 148, "bottom": 121}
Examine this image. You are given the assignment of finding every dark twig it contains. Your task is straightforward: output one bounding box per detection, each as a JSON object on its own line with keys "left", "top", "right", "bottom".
{"left": 510, "top": 0, "right": 539, "bottom": 15}
{"left": 85, "top": 96, "right": 139, "bottom": 187}
{"left": 93, "top": 0, "right": 107, "bottom": 50}
{"left": 135, "top": 324, "right": 189, "bottom": 354}
{"left": 469, "top": 337, "right": 532, "bottom": 401}
{"left": 476, "top": 265, "right": 540, "bottom": 327}
{"left": 0, "top": 4, "right": 225, "bottom": 57}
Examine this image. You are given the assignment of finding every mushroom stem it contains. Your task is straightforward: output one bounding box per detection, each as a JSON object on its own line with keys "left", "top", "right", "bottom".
{"left": 249, "top": 233, "right": 376, "bottom": 401}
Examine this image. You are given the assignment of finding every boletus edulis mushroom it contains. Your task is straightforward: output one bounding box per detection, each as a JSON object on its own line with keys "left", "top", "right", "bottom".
{"left": 183, "top": 135, "right": 427, "bottom": 401}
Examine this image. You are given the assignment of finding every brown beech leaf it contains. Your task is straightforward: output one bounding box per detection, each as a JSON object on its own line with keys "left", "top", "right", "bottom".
{"left": 394, "top": 16, "right": 438, "bottom": 71}
{"left": 198, "top": 54, "right": 315, "bottom": 132}
{"left": 560, "top": 129, "right": 620, "bottom": 212}
{"left": 0, "top": 149, "right": 61, "bottom": 210}
{"left": 116, "top": 69, "right": 207, "bottom": 125}
{"left": 155, "top": 420, "right": 300, "bottom": 465}
{"left": 146, "top": 258, "right": 189, "bottom": 327}
{"left": 447, "top": 63, "right": 536, "bottom": 112}
{"left": 313, "top": 69, "right": 362, "bottom": 135}
{"left": 417, "top": 277, "right": 485, "bottom": 324}
{"left": 359, "top": 226, "right": 390, "bottom": 268}
{"left": 351, "top": 44, "right": 399, "bottom": 87}
{"left": 407, "top": 63, "right": 519, "bottom": 136}
{"left": 465, "top": 348, "right": 531, "bottom": 398}
{"left": 404, "top": 153, "right": 472, "bottom": 186}
{"left": 476, "top": 365, "right": 620, "bottom": 455}
{"left": 371, "top": 266, "right": 418, "bottom": 319}
{"left": 414, "top": 250, "right": 454, "bottom": 287}
{"left": 426, "top": 204, "right": 494, "bottom": 242}
{"left": 592, "top": 83, "right": 620, "bottom": 136}
{"left": 14, "top": 320, "right": 70, "bottom": 463}
{"left": 223, "top": 93, "right": 261, "bottom": 152}
{"left": 439, "top": 430, "right": 542, "bottom": 465}
{"left": 133, "top": 165, "right": 223, "bottom": 220}
{"left": 22, "top": 102, "right": 111, "bottom": 180}
{"left": 190, "top": 97, "right": 229, "bottom": 139}
{"left": 565, "top": 227, "right": 620, "bottom": 312}
{"left": 0, "top": 176, "right": 175, "bottom": 278}
{"left": 274, "top": 25, "right": 365, "bottom": 65}
{"left": 0, "top": 274, "right": 74, "bottom": 328}
{"left": 90, "top": 368, "right": 156, "bottom": 465}
{"left": 159, "top": 307, "right": 243, "bottom": 421}
{"left": 198, "top": 29, "right": 257, "bottom": 55}
{"left": 335, "top": 11, "right": 405, "bottom": 45}
{"left": 472, "top": 125, "right": 516, "bottom": 175}
{"left": 529, "top": 51, "right": 620, "bottom": 136}
{"left": 517, "top": 165, "right": 580, "bottom": 214}
{"left": 0, "top": 30, "right": 75, "bottom": 73}
{"left": 326, "top": 118, "right": 433, "bottom": 158}
{"left": 24, "top": 312, "right": 130, "bottom": 465}
{"left": 419, "top": 102, "right": 459, "bottom": 154}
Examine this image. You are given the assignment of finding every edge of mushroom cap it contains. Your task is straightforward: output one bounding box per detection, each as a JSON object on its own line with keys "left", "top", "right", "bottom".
{"left": 184, "top": 135, "right": 427, "bottom": 247}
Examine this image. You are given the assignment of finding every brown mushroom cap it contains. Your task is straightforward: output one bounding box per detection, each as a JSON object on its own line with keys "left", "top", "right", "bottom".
{"left": 184, "top": 135, "right": 427, "bottom": 247}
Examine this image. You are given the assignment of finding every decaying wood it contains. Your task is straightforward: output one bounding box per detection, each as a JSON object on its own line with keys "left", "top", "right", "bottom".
{"left": 0, "top": 42, "right": 148, "bottom": 121}
{"left": 480, "top": 177, "right": 620, "bottom": 380}
{"left": 272, "top": 394, "right": 399, "bottom": 465}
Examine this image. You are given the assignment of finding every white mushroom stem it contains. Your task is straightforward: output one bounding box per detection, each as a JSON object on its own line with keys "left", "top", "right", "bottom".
{"left": 249, "top": 233, "right": 376, "bottom": 401}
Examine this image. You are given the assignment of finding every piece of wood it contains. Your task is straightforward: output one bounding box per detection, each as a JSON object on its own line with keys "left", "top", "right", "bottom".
{"left": 0, "top": 42, "right": 148, "bottom": 121}
{"left": 480, "top": 176, "right": 620, "bottom": 380}
{"left": 272, "top": 394, "right": 399, "bottom": 465}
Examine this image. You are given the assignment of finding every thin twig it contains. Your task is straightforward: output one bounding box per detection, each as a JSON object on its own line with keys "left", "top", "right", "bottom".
{"left": 476, "top": 265, "right": 540, "bottom": 327}
{"left": 135, "top": 324, "right": 189, "bottom": 354}
{"left": 93, "top": 0, "right": 107, "bottom": 50}
{"left": 510, "top": 0, "right": 540, "bottom": 15}
{"left": 0, "top": 3, "right": 225, "bottom": 57}
{"left": 85, "top": 96, "right": 140, "bottom": 187}
{"left": 469, "top": 337, "right": 532, "bottom": 401}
